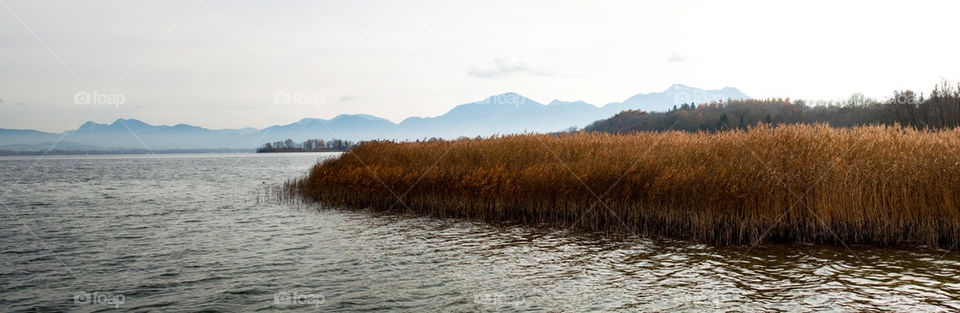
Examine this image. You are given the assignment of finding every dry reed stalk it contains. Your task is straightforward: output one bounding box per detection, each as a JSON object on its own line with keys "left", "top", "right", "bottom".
{"left": 287, "top": 124, "right": 960, "bottom": 247}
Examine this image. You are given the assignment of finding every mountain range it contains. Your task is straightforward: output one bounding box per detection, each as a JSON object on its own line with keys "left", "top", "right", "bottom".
{"left": 0, "top": 84, "right": 747, "bottom": 151}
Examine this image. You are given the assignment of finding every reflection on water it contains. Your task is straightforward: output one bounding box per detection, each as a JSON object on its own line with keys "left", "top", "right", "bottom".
{"left": 1, "top": 153, "right": 959, "bottom": 312}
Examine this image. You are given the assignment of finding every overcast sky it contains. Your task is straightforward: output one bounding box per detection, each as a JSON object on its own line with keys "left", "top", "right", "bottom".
{"left": 2, "top": 0, "right": 958, "bottom": 132}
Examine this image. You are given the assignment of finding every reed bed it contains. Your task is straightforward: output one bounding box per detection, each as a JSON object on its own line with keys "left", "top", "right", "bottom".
{"left": 287, "top": 124, "right": 960, "bottom": 247}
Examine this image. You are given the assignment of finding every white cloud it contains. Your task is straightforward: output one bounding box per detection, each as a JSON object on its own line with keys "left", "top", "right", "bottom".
{"left": 1, "top": 1, "right": 959, "bottom": 131}
{"left": 667, "top": 52, "right": 687, "bottom": 64}
{"left": 467, "top": 54, "right": 555, "bottom": 79}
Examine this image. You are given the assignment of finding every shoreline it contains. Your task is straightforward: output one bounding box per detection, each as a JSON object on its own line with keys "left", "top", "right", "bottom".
{"left": 256, "top": 149, "right": 346, "bottom": 153}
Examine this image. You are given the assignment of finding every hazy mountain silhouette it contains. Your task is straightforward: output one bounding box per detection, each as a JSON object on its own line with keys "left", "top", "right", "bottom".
{"left": 0, "top": 85, "right": 747, "bottom": 151}
{"left": 606, "top": 84, "right": 748, "bottom": 113}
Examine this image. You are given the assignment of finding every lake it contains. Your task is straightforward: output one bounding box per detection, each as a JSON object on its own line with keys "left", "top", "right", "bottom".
{"left": 2, "top": 153, "right": 959, "bottom": 311}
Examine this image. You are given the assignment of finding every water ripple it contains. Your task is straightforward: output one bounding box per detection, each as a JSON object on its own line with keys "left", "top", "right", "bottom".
{"left": 2, "top": 153, "right": 960, "bottom": 311}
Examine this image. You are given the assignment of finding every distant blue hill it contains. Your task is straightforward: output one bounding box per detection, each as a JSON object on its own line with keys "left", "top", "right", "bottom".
{"left": 0, "top": 141, "right": 101, "bottom": 152}
{"left": 0, "top": 85, "right": 747, "bottom": 151}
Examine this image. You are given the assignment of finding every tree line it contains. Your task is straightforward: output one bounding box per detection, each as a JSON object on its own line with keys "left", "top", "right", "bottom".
{"left": 256, "top": 138, "right": 354, "bottom": 153}
{"left": 584, "top": 81, "right": 960, "bottom": 133}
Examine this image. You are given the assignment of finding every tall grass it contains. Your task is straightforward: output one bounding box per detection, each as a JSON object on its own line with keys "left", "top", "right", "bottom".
{"left": 287, "top": 124, "right": 960, "bottom": 247}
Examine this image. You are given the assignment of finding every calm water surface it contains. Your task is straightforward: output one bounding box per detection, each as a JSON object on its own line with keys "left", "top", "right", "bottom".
{"left": 2, "top": 153, "right": 960, "bottom": 312}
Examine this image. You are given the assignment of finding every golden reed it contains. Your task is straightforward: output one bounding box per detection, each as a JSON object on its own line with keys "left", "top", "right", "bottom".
{"left": 287, "top": 124, "right": 960, "bottom": 247}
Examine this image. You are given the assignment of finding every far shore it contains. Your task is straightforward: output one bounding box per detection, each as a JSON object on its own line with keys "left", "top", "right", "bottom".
{"left": 0, "top": 149, "right": 249, "bottom": 156}
{"left": 0, "top": 148, "right": 349, "bottom": 156}
{"left": 256, "top": 148, "right": 346, "bottom": 153}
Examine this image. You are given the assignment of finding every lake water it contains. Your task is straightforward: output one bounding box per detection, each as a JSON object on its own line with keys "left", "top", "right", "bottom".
{"left": 2, "top": 153, "right": 960, "bottom": 312}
